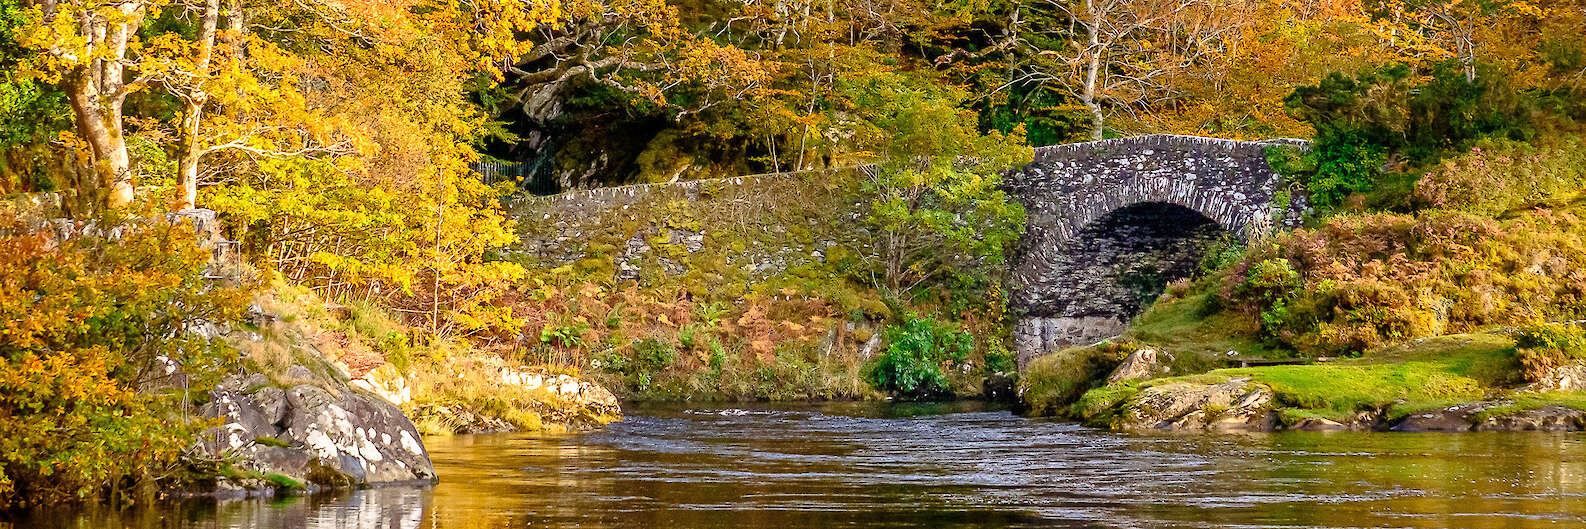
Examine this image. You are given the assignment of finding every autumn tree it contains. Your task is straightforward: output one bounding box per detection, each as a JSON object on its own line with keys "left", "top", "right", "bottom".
{"left": 847, "top": 73, "right": 1030, "bottom": 297}
{"left": 0, "top": 217, "right": 251, "bottom": 506}
{"left": 1115, "top": 0, "right": 1403, "bottom": 137}
{"left": 15, "top": 0, "right": 168, "bottom": 208}
{"left": 1002, "top": 0, "right": 1251, "bottom": 140}
{"left": 479, "top": 0, "right": 771, "bottom": 145}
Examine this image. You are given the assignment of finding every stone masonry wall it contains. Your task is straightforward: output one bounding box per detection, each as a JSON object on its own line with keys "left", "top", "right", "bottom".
{"left": 509, "top": 170, "right": 877, "bottom": 295}
{"left": 1011, "top": 203, "right": 1227, "bottom": 363}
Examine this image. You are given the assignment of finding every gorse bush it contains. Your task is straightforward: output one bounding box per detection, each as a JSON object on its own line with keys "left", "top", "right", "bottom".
{"left": 1513, "top": 323, "right": 1586, "bottom": 353}
{"left": 1513, "top": 323, "right": 1586, "bottom": 384}
{"left": 0, "top": 218, "right": 251, "bottom": 507}
{"left": 868, "top": 315, "right": 972, "bottom": 397}
{"left": 1218, "top": 207, "right": 1586, "bottom": 355}
{"left": 1280, "top": 62, "right": 1549, "bottom": 212}
{"left": 1415, "top": 135, "right": 1586, "bottom": 216}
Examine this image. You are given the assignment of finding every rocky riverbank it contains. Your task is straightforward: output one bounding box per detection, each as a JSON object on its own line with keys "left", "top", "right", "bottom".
{"left": 181, "top": 290, "right": 623, "bottom": 498}
{"left": 193, "top": 370, "right": 437, "bottom": 496}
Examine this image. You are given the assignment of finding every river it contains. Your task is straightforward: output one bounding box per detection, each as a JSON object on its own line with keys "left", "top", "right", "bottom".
{"left": 11, "top": 401, "right": 1586, "bottom": 528}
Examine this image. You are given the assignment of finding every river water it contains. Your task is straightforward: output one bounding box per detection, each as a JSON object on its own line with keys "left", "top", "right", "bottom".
{"left": 13, "top": 401, "right": 1586, "bottom": 528}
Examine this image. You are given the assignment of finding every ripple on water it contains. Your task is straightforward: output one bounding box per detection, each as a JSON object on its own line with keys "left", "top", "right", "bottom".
{"left": 11, "top": 401, "right": 1586, "bottom": 529}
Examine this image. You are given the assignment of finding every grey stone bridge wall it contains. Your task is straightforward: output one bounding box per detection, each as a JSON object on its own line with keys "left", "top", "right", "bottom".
{"left": 507, "top": 170, "right": 875, "bottom": 289}
{"left": 1004, "top": 134, "right": 1308, "bottom": 362}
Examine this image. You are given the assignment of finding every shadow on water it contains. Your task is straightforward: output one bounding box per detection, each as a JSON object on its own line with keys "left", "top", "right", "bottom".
{"left": 9, "top": 400, "right": 1586, "bottom": 529}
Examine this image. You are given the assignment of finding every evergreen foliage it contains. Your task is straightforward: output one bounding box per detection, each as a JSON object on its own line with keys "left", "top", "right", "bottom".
{"left": 868, "top": 316, "right": 973, "bottom": 398}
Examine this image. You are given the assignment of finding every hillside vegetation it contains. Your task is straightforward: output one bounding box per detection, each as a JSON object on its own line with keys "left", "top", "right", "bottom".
{"left": 1025, "top": 66, "right": 1586, "bottom": 428}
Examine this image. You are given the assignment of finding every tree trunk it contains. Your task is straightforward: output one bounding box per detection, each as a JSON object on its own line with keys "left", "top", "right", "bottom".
{"left": 1083, "top": 0, "right": 1105, "bottom": 141}
{"left": 63, "top": 66, "right": 134, "bottom": 209}
{"left": 43, "top": 0, "right": 147, "bottom": 210}
{"left": 176, "top": 0, "right": 221, "bottom": 210}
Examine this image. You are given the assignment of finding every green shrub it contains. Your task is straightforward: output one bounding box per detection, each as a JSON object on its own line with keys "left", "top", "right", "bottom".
{"left": 982, "top": 341, "right": 1016, "bottom": 374}
{"left": 867, "top": 315, "right": 972, "bottom": 398}
{"left": 539, "top": 313, "right": 591, "bottom": 347}
{"left": 635, "top": 338, "right": 677, "bottom": 372}
{"left": 1281, "top": 61, "right": 1544, "bottom": 212}
{"left": 1196, "top": 234, "right": 1245, "bottom": 278}
{"left": 1513, "top": 323, "right": 1586, "bottom": 353}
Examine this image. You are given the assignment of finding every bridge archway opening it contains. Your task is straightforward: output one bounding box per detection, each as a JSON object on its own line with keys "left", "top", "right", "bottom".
{"left": 1015, "top": 201, "right": 1230, "bottom": 362}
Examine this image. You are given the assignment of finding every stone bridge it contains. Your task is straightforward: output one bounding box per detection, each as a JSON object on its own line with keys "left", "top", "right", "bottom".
{"left": 504, "top": 134, "right": 1309, "bottom": 365}
{"left": 1004, "top": 134, "right": 1308, "bottom": 363}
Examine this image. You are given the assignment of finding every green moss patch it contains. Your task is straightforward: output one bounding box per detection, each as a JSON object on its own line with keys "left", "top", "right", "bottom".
{"left": 264, "top": 473, "right": 305, "bottom": 491}
{"left": 1020, "top": 344, "right": 1129, "bottom": 416}
{"left": 253, "top": 436, "right": 291, "bottom": 448}
{"left": 1075, "top": 333, "right": 1527, "bottom": 424}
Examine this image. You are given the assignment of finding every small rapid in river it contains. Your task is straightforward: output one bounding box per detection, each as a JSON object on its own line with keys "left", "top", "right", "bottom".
{"left": 13, "top": 401, "right": 1586, "bottom": 528}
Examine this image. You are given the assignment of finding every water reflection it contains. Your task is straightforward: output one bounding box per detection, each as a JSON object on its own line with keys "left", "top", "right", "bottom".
{"left": 9, "top": 401, "right": 1585, "bottom": 529}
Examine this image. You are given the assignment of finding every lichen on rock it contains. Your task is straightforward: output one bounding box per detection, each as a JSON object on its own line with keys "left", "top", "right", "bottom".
{"left": 197, "top": 370, "right": 437, "bottom": 495}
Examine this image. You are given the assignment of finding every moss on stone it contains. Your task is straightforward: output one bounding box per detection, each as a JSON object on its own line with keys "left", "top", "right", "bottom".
{"left": 1072, "top": 333, "right": 1529, "bottom": 425}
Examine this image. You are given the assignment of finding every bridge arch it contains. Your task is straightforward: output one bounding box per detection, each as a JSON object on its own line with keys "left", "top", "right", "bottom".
{"left": 1004, "top": 134, "right": 1308, "bottom": 362}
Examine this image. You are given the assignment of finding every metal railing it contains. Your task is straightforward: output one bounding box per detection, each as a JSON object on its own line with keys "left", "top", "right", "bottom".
{"left": 472, "top": 161, "right": 529, "bottom": 185}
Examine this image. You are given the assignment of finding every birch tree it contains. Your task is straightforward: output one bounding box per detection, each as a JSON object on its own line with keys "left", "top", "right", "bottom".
{"left": 1009, "top": 0, "right": 1248, "bottom": 139}
{"left": 18, "top": 0, "right": 163, "bottom": 208}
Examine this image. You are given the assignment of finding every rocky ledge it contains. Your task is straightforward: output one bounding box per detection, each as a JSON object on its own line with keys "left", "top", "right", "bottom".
{"left": 194, "top": 370, "right": 436, "bottom": 496}
{"left": 1093, "top": 376, "right": 1585, "bottom": 433}
{"left": 1393, "top": 402, "right": 1586, "bottom": 432}
{"left": 1077, "top": 348, "right": 1586, "bottom": 433}
{"left": 408, "top": 366, "right": 623, "bottom": 433}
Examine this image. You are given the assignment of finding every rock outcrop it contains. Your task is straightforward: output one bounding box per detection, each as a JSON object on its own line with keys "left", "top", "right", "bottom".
{"left": 1089, "top": 380, "right": 1586, "bottom": 433}
{"left": 1476, "top": 405, "right": 1586, "bottom": 431}
{"left": 497, "top": 367, "right": 622, "bottom": 419}
{"left": 1395, "top": 401, "right": 1586, "bottom": 432}
{"left": 1120, "top": 377, "right": 1275, "bottom": 431}
{"left": 198, "top": 371, "right": 436, "bottom": 495}
{"left": 1106, "top": 348, "right": 1172, "bottom": 384}
{"left": 1528, "top": 363, "right": 1586, "bottom": 392}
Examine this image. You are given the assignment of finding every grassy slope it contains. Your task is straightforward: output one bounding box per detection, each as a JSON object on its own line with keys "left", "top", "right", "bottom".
{"left": 1183, "top": 334, "right": 1520, "bottom": 422}
{"left": 1067, "top": 328, "right": 1586, "bottom": 426}
{"left": 1127, "top": 290, "right": 1287, "bottom": 359}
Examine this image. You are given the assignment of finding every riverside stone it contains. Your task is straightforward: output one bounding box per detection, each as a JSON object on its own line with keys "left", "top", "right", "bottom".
{"left": 1105, "top": 348, "right": 1172, "bottom": 384}
{"left": 1529, "top": 364, "right": 1586, "bottom": 391}
{"left": 1122, "top": 377, "right": 1275, "bottom": 431}
{"left": 199, "top": 372, "right": 437, "bottom": 491}
{"left": 1393, "top": 404, "right": 1486, "bottom": 432}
